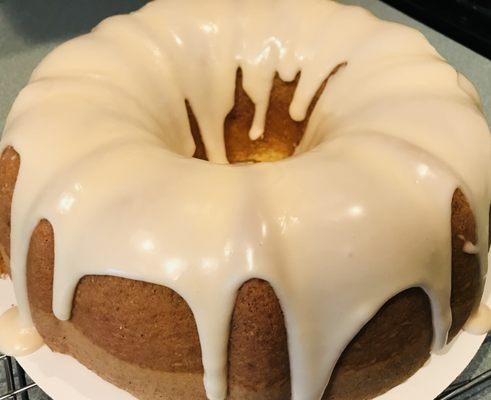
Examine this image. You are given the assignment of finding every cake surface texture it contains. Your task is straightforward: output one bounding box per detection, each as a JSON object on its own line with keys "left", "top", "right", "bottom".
{"left": 0, "top": 0, "right": 491, "bottom": 399}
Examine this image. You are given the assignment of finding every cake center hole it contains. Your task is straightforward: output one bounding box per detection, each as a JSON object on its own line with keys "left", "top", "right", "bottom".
{"left": 188, "top": 64, "right": 346, "bottom": 164}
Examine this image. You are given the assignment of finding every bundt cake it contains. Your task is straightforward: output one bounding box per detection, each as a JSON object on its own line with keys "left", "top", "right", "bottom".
{"left": 1, "top": 0, "right": 491, "bottom": 399}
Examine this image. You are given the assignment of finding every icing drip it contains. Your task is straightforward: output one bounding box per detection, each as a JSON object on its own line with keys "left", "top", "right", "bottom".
{"left": 458, "top": 234, "right": 480, "bottom": 254}
{"left": 0, "top": 307, "right": 43, "bottom": 356}
{"left": 463, "top": 242, "right": 480, "bottom": 255}
{"left": 0, "top": 0, "right": 490, "bottom": 399}
{"left": 464, "top": 304, "right": 491, "bottom": 335}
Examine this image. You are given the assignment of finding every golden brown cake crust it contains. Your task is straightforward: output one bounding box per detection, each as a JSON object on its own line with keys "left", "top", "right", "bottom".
{"left": 228, "top": 279, "right": 291, "bottom": 400}
{"left": 449, "top": 189, "right": 482, "bottom": 340}
{"left": 0, "top": 72, "right": 485, "bottom": 400}
{"left": 323, "top": 287, "right": 432, "bottom": 400}
{"left": 0, "top": 146, "right": 17, "bottom": 277}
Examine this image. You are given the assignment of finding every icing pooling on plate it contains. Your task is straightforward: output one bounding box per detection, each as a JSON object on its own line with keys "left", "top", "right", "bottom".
{"left": 1, "top": 0, "right": 490, "bottom": 399}
{"left": 0, "top": 306, "right": 43, "bottom": 356}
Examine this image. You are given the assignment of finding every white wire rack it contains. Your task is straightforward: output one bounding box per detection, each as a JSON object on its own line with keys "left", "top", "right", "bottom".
{"left": 1, "top": 350, "right": 490, "bottom": 400}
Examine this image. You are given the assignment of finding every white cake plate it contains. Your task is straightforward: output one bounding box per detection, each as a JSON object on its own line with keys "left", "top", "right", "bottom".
{"left": 1, "top": 267, "right": 489, "bottom": 400}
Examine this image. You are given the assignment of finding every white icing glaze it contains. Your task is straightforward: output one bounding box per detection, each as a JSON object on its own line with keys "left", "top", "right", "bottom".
{"left": 463, "top": 241, "right": 480, "bottom": 255}
{"left": 458, "top": 234, "right": 480, "bottom": 254}
{"left": 0, "top": 0, "right": 490, "bottom": 399}
{"left": 464, "top": 304, "right": 491, "bottom": 335}
{"left": 0, "top": 307, "right": 43, "bottom": 356}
